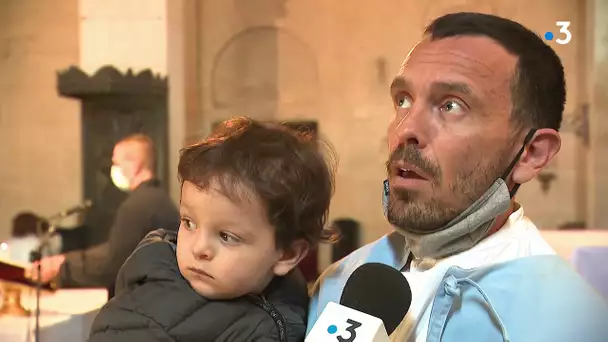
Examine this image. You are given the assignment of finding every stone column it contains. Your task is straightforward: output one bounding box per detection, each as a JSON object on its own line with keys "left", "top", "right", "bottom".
{"left": 166, "top": 0, "right": 201, "bottom": 202}
{"left": 586, "top": 0, "right": 608, "bottom": 229}
{"left": 78, "top": 0, "right": 173, "bottom": 195}
{"left": 57, "top": 0, "right": 173, "bottom": 243}
{"left": 78, "top": 0, "right": 167, "bottom": 75}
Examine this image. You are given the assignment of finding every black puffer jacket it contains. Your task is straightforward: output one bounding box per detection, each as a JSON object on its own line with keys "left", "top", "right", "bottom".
{"left": 88, "top": 229, "right": 309, "bottom": 342}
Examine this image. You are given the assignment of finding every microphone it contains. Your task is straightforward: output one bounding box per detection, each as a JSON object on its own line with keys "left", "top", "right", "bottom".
{"left": 47, "top": 199, "right": 93, "bottom": 221}
{"left": 306, "top": 263, "right": 412, "bottom": 342}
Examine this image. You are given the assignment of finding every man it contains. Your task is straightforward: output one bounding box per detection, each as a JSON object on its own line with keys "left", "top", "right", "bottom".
{"left": 308, "top": 13, "right": 608, "bottom": 341}
{"left": 27, "top": 134, "right": 179, "bottom": 298}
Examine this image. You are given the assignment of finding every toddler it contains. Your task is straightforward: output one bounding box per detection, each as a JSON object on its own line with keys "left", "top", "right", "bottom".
{"left": 88, "top": 117, "right": 337, "bottom": 342}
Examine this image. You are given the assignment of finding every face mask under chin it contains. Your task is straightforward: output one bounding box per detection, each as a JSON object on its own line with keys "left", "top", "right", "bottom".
{"left": 382, "top": 175, "right": 512, "bottom": 259}
{"left": 381, "top": 128, "right": 537, "bottom": 259}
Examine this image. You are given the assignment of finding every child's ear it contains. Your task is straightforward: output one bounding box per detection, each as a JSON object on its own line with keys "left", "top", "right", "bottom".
{"left": 272, "top": 239, "right": 310, "bottom": 276}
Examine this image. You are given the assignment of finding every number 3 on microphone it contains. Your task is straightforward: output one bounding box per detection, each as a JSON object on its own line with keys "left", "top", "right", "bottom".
{"left": 555, "top": 21, "right": 572, "bottom": 45}
{"left": 336, "top": 319, "right": 362, "bottom": 342}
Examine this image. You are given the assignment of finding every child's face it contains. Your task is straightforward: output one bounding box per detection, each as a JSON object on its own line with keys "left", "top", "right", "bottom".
{"left": 176, "top": 181, "right": 299, "bottom": 300}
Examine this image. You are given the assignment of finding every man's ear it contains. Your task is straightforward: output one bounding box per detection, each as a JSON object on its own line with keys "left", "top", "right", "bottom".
{"left": 511, "top": 128, "right": 561, "bottom": 184}
{"left": 273, "top": 239, "right": 310, "bottom": 277}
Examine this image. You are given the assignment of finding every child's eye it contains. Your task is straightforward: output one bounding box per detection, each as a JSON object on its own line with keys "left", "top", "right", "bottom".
{"left": 180, "top": 218, "right": 196, "bottom": 230}
{"left": 219, "top": 231, "right": 241, "bottom": 245}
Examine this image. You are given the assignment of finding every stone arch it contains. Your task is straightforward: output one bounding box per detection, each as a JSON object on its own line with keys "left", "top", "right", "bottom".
{"left": 210, "top": 26, "right": 320, "bottom": 122}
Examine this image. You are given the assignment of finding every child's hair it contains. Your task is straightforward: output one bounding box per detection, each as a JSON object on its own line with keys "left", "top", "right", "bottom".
{"left": 178, "top": 117, "right": 339, "bottom": 249}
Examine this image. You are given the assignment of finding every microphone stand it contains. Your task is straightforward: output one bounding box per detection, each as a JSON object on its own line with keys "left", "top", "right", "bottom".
{"left": 29, "top": 218, "right": 60, "bottom": 342}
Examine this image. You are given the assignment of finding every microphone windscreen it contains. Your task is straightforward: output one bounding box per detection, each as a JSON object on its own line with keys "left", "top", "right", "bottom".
{"left": 339, "top": 263, "right": 412, "bottom": 335}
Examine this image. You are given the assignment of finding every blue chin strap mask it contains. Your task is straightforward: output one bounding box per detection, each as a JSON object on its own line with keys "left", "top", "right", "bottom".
{"left": 382, "top": 129, "right": 537, "bottom": 260}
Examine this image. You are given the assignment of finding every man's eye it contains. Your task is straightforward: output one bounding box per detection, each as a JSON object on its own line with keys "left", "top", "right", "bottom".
{"left": 440, "top": 100, "right": 464, "bottom": 114}
{"left": 395, "top": 95, "right": 412, "bottom": 109}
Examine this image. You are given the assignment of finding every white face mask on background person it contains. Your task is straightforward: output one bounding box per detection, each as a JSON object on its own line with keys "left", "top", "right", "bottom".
{"left": 111, "top": 165, "right": 131, "bottom": 192}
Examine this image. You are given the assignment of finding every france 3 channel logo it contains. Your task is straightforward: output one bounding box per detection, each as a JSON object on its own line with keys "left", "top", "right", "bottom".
{"left": 544, "top": 21, "right": 572, "bottom": 45}
{"left": 326, "top": 319, "right": 361, "bottom": 342}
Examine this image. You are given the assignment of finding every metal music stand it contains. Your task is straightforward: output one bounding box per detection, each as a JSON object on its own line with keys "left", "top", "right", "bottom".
{"left": 28, "top": 217, "right": 63, "bottom": 342}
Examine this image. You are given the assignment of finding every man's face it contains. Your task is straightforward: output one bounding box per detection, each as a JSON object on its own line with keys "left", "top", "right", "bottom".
{"left": 386, "top": 36, "right": 519, "bottom": 233}
{"left": 111, "top": 142, "right": 139, "bottom": 181}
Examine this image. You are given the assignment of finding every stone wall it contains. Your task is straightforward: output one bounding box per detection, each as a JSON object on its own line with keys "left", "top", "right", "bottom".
{"left": 175, "top": 0, "right": 588, "bottom": 249}
{"left": 0, "top": 0, "right": 600, "bottom": 251}
{"left": 0, "top": 0, "right": 80, "bottom": 240}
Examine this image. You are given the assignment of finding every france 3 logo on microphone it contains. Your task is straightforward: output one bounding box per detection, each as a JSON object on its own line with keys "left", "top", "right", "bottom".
{"left": 305, "top": 302, "right": 390, "bottom": 342}
{"left": 544, "top": 21, "right": 572, "bottom": 45}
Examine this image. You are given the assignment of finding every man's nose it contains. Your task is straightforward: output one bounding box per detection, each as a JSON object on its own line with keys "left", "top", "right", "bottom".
{"left": 191, "top": 231, "right": 215, "bottom": 260}
{"left": 394, "top": 107, "right": 429, "bottom": 148}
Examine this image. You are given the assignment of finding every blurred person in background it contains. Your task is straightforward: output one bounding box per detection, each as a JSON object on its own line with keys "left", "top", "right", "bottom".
{"left": 26, "top": 134, "right": 179, "bottom": 298}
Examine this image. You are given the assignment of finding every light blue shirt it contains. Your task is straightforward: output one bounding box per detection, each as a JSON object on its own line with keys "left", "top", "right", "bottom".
{"left": 308, "top": 231, "right": 608, "bottom": 341}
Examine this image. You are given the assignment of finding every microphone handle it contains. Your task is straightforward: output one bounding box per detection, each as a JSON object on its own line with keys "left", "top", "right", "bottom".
{"left": 47, "top": 200, "right": 92, "bottom": 222}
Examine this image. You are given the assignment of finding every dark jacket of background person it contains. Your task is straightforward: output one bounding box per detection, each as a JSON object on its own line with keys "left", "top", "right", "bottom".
{"left": 58, "top": 179, "right": 179, "bottom": 298}
{"left": 87, "top": 229, "right": 309, "bottom": 342}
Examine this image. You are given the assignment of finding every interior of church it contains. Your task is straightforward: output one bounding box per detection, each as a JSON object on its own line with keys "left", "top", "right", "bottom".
{"left": 0, "top": 0, "right": 607, "bottom": 341}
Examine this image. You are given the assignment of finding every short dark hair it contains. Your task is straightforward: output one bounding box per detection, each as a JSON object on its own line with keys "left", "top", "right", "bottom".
{"left": 425, "top": 12, "right": 566, "bottom": 131}
{"left": 178, "top": 117, "right": 338, "bottom": 249}
{"left": 12, "top": 212, "right": 49, "bottom": 238}
{"left": 117, "top": 133, "right": 156, "bottom": 170}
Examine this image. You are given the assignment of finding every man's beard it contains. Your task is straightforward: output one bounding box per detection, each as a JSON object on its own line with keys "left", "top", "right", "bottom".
{"left": 386, "top": 144, "right": 511, "bottom": 234}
